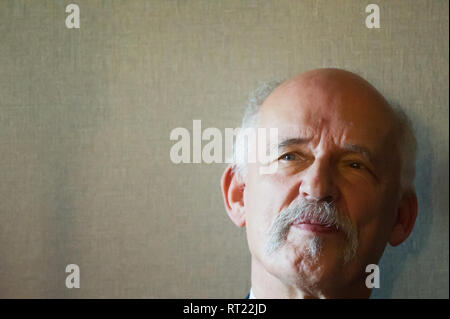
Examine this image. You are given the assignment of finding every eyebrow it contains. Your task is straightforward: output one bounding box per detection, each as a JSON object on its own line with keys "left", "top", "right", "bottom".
{"left": 277, "top": 137, "right": 311, "bottom": 151}
{"left": 276, "top": 139, "right": 375, "bottom": 163}
{"left": 343, "top": 143, "right": 374, "bottom": 163}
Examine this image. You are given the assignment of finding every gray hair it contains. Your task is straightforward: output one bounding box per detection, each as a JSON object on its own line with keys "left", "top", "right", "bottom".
{"left": 390, "top": 105, "right": 417, "bottom": 193}
{"left": 232, "top": 81, "right": 417, "bottom": 193}
{"left": 232, "top": 80, "right": 283, "bottom": 176}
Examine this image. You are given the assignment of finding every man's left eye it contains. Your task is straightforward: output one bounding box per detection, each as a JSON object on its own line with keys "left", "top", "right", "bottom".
{"left": 349, "top": 162, "right": 363, "bottom": 169}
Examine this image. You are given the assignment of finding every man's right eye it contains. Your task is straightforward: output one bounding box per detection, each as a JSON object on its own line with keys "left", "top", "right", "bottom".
{"left": 280, "top": 153, "right": 297, "bottom": 161}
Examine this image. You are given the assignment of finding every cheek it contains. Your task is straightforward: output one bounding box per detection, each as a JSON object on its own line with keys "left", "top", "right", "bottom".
{"left": 342, "top": 181, "right": 397, "bottom": 228}
{"left": 342, "top": 186, "right": 398, "bottom": 258}
{"left": 244, "top": 170, "right": 294, "bottom": 247}
{"left": 344, "top": 192, "right": 378, "bottom": 228}
{"left": 339, "top": 175, "right": 383, "bottom": 226}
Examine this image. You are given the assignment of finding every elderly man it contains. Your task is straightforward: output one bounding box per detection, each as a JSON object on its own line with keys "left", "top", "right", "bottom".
{"left": 220, "top": 68, "right": 418, "bottom": 298}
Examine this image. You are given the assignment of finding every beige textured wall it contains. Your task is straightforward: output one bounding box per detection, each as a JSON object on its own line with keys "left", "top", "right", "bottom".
{"left": 0, "top": 0, "right": 448, "bottom": 298}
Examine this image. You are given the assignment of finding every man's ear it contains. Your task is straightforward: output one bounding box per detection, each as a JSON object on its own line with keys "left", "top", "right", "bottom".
{"left": 389, "top": 191, "right": 418, "bottom": 246}
{"left": 221, "top": 165, "right": 246, "bottom": 227}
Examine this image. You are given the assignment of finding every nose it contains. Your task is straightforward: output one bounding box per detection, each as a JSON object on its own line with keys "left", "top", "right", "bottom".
{"left": 298, "top": 159, "right": 339, "bottom": 203}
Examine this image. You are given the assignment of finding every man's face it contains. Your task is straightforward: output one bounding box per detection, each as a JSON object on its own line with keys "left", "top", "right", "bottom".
{"left": 243, "top": 74, "right": 403, "bottom": 295}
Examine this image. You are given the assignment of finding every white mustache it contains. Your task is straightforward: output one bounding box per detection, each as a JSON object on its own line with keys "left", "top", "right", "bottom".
{"left": 264, "top": 197, "right": 358, "bottom": 263}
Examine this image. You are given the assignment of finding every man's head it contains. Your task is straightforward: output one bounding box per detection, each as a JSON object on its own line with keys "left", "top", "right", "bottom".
{"left": 221, "top": 68, "right": 418, "bottom": 298}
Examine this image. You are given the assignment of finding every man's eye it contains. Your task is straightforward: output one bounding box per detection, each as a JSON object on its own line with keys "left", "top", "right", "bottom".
{"left": 349, "top": 162, "right": 363, "bottom": 169}
{"left": 280, "top": 153, "right": 297, "bottom": 161}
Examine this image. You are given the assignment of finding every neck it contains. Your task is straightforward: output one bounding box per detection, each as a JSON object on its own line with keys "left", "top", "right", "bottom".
{"left": 250, "top": 257, "right": 372, "bottom": 299}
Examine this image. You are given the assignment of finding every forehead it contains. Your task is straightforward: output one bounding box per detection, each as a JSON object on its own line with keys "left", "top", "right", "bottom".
{"left": 257, "top": 79, "right": 397, "bottom": 153}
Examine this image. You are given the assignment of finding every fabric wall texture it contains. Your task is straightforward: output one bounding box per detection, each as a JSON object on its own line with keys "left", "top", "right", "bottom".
{"left": 0, "top": 0, "right": 448, "bottom": 298}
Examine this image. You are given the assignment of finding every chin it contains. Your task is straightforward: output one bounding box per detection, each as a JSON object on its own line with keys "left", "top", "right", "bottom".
{"left": 268, "top": 241, "right": 349, "bottom": 289}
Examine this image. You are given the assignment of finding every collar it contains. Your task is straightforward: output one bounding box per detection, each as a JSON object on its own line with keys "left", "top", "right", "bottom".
{"left": 249, "top": 287, "right": 256, "bottom": 299}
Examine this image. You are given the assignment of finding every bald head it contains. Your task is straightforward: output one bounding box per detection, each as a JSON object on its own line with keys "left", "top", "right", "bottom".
{"left": 261, "top": 68, "right": 396, "bottom": 130}
{"left": 234, "top": 68, "right": 416, "bottom": 193}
